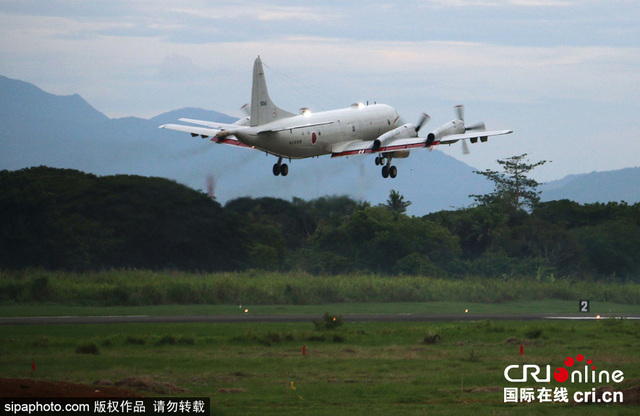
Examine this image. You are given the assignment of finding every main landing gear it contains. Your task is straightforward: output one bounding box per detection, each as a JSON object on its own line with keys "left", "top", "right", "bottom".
{"left": 375, "top": 155, "right": 397, "bottom": 179}
{"left": 272, "top": 157, "right": 288, "bottom": 176}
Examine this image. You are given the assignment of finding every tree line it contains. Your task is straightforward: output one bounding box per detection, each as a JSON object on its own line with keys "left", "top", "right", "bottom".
{"left": 1, "top": 164, "right": 639, "bottom": 280}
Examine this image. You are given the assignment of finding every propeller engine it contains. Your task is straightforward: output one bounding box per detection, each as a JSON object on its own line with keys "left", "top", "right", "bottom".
{"left": 426, "top": 105, "right": 486, "bottom": 154}
{"left": 371, "top": 113, "right": 429, "bottom": 152}
{"left": 372, "top": 112, "right": 429, "bottom": 179}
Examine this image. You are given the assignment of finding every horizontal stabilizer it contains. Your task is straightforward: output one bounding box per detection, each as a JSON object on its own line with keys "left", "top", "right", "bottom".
{"left": 178, "top": 118, "right": 243, "bottom": 130}
{"left": 159, "top": 124, "right": 221, "bottom": 137}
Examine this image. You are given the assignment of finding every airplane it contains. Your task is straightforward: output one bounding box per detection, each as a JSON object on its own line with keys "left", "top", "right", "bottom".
{"left": 160, "top": 56, "right": 512, "bottom": 178}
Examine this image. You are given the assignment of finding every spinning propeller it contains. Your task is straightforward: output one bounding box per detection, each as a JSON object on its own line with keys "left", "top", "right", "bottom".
{"left": 415, "top": 113, "right": 430, "bottom": 134}
{"left": 454, "top": 105, "right": 485, "bottom": 155}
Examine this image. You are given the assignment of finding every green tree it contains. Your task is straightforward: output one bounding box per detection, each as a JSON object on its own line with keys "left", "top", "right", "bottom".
{"left": 0, "top": 167, "right": 248, "bottom": 271}
{"left": 426, "top": 205, "right": 507, "bottom": 260}
{"left": 385, "top": 190, "right": 411, "bottom": 214}
{"left": 570, "top": 220, "right": 640, "bottom": 279}
{"left": 471, "top": 154, "right": 548, "bottom": 212}
{"left": 329, "top": 206, "right": 459, "bottom": 275}
{"left": 293, "top": 195, "right": 368, "bottom": 227}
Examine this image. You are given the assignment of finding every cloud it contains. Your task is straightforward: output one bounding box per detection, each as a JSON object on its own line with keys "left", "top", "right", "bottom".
{"left": 508, "top": 0, "right": 573, "bottom": 6}
{"left": 255, "top": 5, "right": 333, "bottom": 21}
{"left": 157, "top": 54, "right": 199, "bottom": 80}
{"left": 428, "top": 0, "right": 574, "bottom": 6}
{"left": 1, "top": 0, "right": 639, "bottom": 182}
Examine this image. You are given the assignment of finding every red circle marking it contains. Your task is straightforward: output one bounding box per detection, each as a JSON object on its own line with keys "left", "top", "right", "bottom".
{"left": 565, "top": 357, "right": 574, "bottom": 367}
{"left": 554, "top": 368, "right": 569, "bottom": 383}
{"left": 577, "top": 354, "right": 584, "bottom": 362}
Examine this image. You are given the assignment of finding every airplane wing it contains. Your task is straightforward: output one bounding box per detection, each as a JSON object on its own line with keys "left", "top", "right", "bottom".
{"left": 331, "top": 129, "right": 513, "bottom": 158}
{"left": 331, "top": 138, "right": 426, "bottom": 157}
{"left": 258, "top": 121, "right": 334, "bottom": 135}
{"left": 437, "top": 129, "right": 513, "bottom": 145}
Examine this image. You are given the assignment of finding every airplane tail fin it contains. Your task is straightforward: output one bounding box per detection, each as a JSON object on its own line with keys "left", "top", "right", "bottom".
{"left": 250, "top": 56, "right": 294, "bottom": 126}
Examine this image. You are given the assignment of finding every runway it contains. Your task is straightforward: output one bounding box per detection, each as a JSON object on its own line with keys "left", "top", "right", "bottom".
{"left": 2, "top": 313, "right": 639, "bottom": 325}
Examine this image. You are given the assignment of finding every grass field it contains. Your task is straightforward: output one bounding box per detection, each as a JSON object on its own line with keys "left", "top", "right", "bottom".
{"left": 1, "top": 316, "right": 639, "bottom": 415}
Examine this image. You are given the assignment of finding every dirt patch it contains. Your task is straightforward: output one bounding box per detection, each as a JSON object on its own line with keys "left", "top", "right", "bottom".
{"left": 216, "top": 388, "right": 245, "bottom": 394}
{"left": 0, "top": 378, "right": 140, "bottom": 397}
{"left": 464, "top": 386, "right": 502, "bottom": 393}
{"left": 111, "top": 377, "right": 185, "bottom": 395}
{"left": 590, "top": 380, "right": 640, "bottom": 406}
{"left": 504, "top": 337, "right": 535, "bottom": 346}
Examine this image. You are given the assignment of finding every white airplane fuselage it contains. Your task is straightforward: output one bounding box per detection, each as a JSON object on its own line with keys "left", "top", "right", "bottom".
{"left": 234, "top": 104, "right": 399, "bottom": 159}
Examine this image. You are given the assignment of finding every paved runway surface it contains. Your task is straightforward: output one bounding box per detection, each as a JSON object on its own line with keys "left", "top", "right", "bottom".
{"left": 2, "top": 313, "right": 639, "bottom": 325}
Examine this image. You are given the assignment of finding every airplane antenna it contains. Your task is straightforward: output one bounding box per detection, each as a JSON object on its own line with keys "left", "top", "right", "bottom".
{"left": 261, "top": 61, "right": 340, "bottom": 111}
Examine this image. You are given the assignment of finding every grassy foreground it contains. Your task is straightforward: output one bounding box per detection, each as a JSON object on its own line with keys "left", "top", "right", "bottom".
{"left": 1, "top": 269, "right": 639, "bottom": 306}
{"left": 2, "top": 299, "right": 640, "bottom": 318}
{"left": 1, "top": 318, "right": 639, "bottom": 415}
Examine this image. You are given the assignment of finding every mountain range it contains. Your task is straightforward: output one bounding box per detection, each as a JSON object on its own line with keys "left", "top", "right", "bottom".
{"left": 1, "top": 74, "right": 638, "bottom": 215}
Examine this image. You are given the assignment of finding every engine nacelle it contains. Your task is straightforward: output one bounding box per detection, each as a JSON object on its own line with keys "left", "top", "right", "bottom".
{"left": 425, "top": 120, "right": 465, "bottom": 146}
{"left": 372, "top": 123, "right": 416, "bottom": 151}
{"left": 426, "top": 132, "right": 436, "bottom": 146}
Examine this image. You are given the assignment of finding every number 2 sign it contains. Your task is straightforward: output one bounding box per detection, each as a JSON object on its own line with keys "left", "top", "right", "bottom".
{"left": 579, "top": 300, "right": 590, "bottom": 312}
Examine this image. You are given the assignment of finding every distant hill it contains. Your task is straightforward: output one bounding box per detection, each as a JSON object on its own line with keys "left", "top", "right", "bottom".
{"left": 1, "top": 74, "right": 638, "bottom": 214}
{"left": 0, "top": 74, "right": 247, "bottom": 190}
{"left": 541, "top": 167, "right": 640, "bottom": 204}
{"left": 0, "top": 75, "right": 108, "bottom": 127}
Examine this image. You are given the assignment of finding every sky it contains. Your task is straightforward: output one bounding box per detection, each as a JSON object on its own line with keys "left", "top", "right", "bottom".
{"left": 1, "top": 0, "right": 639, "bottom": 183}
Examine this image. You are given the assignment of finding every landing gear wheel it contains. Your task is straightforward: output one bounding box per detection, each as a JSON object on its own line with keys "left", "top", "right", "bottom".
{"left": 273, "top": 163, "right": 280, "bottom": 176}
{"left": 382, "top": 165, "right": 389, "bottom": 178}
{"left": 389, "top": 165, "right": 397, "bottom": 178}
{"left": 375, "top": 156, "right": 381, "bottom": 166}
{"left": 280, "top": 163, "right": 288, "bottom": 176}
